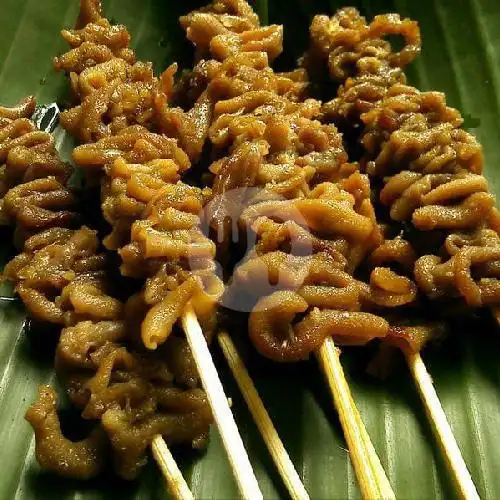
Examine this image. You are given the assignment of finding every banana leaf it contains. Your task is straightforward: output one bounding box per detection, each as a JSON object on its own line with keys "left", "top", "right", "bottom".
{"left": 1, "top": 0, "right": 500, "bottom": 498}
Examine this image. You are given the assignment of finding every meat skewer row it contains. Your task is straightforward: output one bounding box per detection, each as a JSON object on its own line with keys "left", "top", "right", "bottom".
{"left": 304, "top": 8, "right": 482, "bottom": 498}
{"left": 180, "top": 0, "right": 418, "bottom": 353}
{"left": 55, "top": 0, "right": 224, "bottom": 360}
{"left": 304, "top": 7, "right": 494, "bottom": 312}
{"left": 178, "top": 1, "right": 424, "bottom": 497}
{"left": 59, "top": 0, "right": 389, "bottom": 496}
{"left": 54, "top": 2, "right": 263, "bottom": 497}
{"left": 0, "top": 98, "right": 213, "bottom": 485}
{"left": 226, "top": 162, "right": 403, "bottom": 500}
{"left": 160, "top": 23, "right": 311, "bottom": 496}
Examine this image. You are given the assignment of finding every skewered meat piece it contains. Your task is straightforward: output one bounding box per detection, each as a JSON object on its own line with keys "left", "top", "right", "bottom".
{"left": 0, "top": 92, "right": 213, "bottom": 479}
{"left": 309, "top": 6, "right": 500, "bottom": 321}
{"left": 0, "top": 98, "right": 77, "bottom": 246}
{"left": 180, "top": 0, "right": 283, "bottom": 62}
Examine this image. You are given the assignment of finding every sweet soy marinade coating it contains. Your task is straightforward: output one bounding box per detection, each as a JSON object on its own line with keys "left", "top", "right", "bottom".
{"left": 305, "top": 8, "right": 500, "bottom": 344}
{"left": 301, "top": 9, "right": 437, "bottom": 352}
{"left": 179, "top": 0, "right": 417, "bottom": 362}
{"left": 0, "top": 3, "right": 225, "bottom": 482}
{"left": 0, "top": 99, "right": 212, "bottom": 480}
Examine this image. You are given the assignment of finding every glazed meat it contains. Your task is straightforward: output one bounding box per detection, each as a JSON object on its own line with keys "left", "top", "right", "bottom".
{"left": 179, "top": 0, "right": 417, "bottom": 361}
{"left": 0, "top": 82, "right": 213, "bottom": 483}
{"left": 311, "top": 6, "right": 500, "bottom": 311}
{"left": 57, "top": 1, "right": 224, "bottom": 346}
{"left": 0, "top": 97, "right": 76, "bottom": 246}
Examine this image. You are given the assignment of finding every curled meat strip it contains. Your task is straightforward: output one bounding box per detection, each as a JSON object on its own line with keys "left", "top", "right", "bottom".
{"left": 180, "top": 0, "right": 283, "bottom": 62}
{"left": 240, "top": 182, "right": 374, "bottom": 243}
{"left": 26, "top": 386, "right": 107, "bottom": 479}
{"left": 28, "top": 311, "right": 213, "bottom": 479}
{"left": 386, "top": 322, "right": 445, "bottom": 355}
{"left": 249, "top": 291, "right": 388, "bottom": 362}
{"left": 302, "top": 8, "right": 420, "bottom": 83}
{"left": 363, "top": 267, "right": 417, "bottom": 308}
{"left": 231, "top": 249, "right": 403, "bottom": 361}
{"left": 0, "top": 98, "right": 76, "bottom": 245}
{"left": 155, "top": 76, "right": 214, "bottom": 162}
{"left": 414, "top": 230, "right": 500, "bottom": 307}
{"left": 72, "top": 126, "right": 191, "bottom": 171}
{"left": 3, "top": 227, "right": 113, "bottom": 325}
{"left": 102, "top": 388, "right": 211, "bottom": 479}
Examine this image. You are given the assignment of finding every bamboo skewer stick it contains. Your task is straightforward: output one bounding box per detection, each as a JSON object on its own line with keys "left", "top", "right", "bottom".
{"left": 350, "top": 384, "right": 394, "bottom": 498}
{"left": 181, "top": 305, "right": 263, "bottom": 500}
{"left": 151, "top": 436, "right": 195, "bottom": 500}
{"left": 217, "top": 331, "right": 310, "bottom": 500}
{"left": 316, "top": 337, "right": 395, "bottom": 500}
{"left": 407, "top": 352, "right": 479, "bottom": 500}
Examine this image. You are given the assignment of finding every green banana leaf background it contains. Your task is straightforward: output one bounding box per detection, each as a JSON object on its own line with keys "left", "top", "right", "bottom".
{"left": 2, "top": 0, "right": 500, "bottom": 498}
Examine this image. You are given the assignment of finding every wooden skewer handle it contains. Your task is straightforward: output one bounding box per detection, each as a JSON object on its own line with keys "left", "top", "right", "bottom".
{"left": 350, "top": 393, "right": 394, "bottom": 499}
{"left": 151, "top": 436, "right": 194, "bottom": 500}
{"left": 218, "top": 331, "right": 309, "bottom": 500}
{"left": 182, "top": 305, "right": 263, "bottom": 500}
{"left": 407, "top": 352, "right": 479, "bottom": 500}
{"left": 317, "top": 338, "right": 395, "bottom": 500}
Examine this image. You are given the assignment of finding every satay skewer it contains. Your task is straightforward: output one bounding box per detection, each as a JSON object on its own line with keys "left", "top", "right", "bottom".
{"left": 301, "top": 7, "right": 481, "bottom": 497}
{"left": 0, "top": 106, "right": 259, "bottom": 498}
{"left": 0, "top": 302, "right": 260, "bottom": 498}
{"left": 49, "top": 12, "right": 260, "bottom": 491}
{"left": 22, "top": 103, "right": 198, "bottom": 500}
{"left": 219, "top": 325, "right": 394, "bottom": 500}
{"left": 407, "top": 353, "right": 479, "bottom": 500}
{"left": 182, "top": 305, "right": 263, "bottom": 500}
{"left": 218, "top": 330, "right": 310, "bottom": 500}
